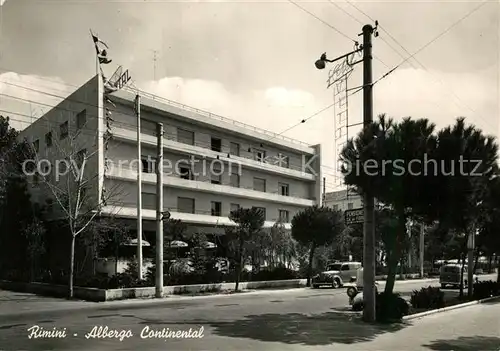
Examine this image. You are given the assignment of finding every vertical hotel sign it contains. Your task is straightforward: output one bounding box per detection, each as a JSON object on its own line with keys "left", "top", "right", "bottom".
{"left": 327, "top": 57, "right": 354, "bottom": 187}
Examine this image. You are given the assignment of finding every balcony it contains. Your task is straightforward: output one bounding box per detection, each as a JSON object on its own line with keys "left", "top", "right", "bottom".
{"left": 111, "top": 87, "right": 314, "bottom": 155}
{"left": 100, "top": 205, "right": 292, "bottom": 230}
{"left": 106, "top": 165, "right": 315, "bottom": 207}
{"left": 111, "top": 126, "right": 316, "bottom": 181}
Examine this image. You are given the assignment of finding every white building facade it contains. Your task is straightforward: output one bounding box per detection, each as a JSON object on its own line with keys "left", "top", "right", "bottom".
{"left": 324, "top": 189, "right": 362, "bottom": 212}
{"left": 20, "top": 75, "right": 322, "bottom": 241}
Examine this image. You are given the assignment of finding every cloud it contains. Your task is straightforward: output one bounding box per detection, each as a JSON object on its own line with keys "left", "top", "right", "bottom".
{"left": 1, "top": 67, "right": 497, "bottom": 193}
{"left": 0, "top": 72, "right": 71, "bottom": 130}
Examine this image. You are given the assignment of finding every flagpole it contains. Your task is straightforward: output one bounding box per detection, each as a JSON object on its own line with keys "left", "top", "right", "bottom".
{"left": 135, "top": 94, "right": 143, "bottom": 280}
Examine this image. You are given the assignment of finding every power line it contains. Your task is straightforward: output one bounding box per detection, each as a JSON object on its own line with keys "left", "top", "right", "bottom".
{"left": 289, "top": 0, "right": 390, "bottom": 69}
{"left": 287, "top": 0, "right": 356, "bottom": 43}
{"left": 0, "top": 83, "right": 342, "bottom": 173}
{"left": 346, "top": 0, "right": 492, "bottom": 129}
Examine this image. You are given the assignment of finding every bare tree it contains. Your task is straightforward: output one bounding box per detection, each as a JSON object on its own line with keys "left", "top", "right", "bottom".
{"left": 26, "top": 124, "right": 124, "bottom": 298}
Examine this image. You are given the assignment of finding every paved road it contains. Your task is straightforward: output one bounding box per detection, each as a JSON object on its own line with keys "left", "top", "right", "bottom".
{"left": 0, "top": 275, "right": 496, "bottom": 350}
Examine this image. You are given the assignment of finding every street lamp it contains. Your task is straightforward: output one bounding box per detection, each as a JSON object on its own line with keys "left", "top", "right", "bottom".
{"left": 315, "top": 53, "right": 331, "bottom": 70}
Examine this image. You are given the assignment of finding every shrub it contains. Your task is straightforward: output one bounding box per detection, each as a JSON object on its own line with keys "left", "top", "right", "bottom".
{"left": 410, "top": 286, "right": 445, "bottom": 310}
{"left": 376, "top": 292, "right": 409, "bottom": 323}
{"left": 250, "top": 267, "right": 299, "bottom": 281}
{"left": 473, "top": 280, "right": 500, "bottom": 300}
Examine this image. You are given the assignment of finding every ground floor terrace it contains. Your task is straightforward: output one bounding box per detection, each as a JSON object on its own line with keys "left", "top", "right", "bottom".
{"left": 95, "top": 216, "right": 295, "bottom": 277}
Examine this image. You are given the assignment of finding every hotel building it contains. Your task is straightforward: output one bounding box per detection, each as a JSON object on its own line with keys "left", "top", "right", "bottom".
{"left": 20, "top": 75, "right": 322, "bottom": 247}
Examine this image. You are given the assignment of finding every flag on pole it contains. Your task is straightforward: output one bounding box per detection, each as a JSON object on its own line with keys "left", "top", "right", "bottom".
{"left": 90, "top": 29, "right": 112, "bottom": 64}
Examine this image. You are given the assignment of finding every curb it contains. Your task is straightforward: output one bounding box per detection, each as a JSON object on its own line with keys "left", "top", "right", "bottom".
{"left": 402, "top": 295, "right": 500, "bottom": 321}
{"left": 0, "top": 287, "right": 307, "bottom": 320}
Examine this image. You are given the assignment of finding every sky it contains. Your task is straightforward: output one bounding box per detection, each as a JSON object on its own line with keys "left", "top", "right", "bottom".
{"left": 0, "top": 0, "right": 498, "bottom": 192}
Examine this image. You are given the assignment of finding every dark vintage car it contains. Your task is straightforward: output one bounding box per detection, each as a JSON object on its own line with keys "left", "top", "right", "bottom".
{"left": 312, "top": 261, "right": 362, "bottom": 289}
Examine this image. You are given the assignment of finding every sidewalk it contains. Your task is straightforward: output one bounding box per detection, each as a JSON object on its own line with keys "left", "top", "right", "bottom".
{"left": 334, "top": 299, "right": 500, "bottom": 351}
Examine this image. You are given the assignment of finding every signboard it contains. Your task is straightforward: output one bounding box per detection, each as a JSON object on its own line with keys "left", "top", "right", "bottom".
{"left": 114, "top": 69, "right": 131, "bottom": 90}
{"left": 345, "top": 208, "right": 364, "bottom": 225}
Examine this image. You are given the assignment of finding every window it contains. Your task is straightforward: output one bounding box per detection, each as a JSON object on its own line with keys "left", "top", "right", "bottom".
{"left": 45, "top": 132, "right": 52, "bottom": 147}
{"left": 230, "top": 173, "right": 240, "bottom": 187}
{"left": 59, "top": 121, "right": 68, "bottom": 139}
{"left": 141, "top": 192, "right": 156, "bottom": 210}
{"left": 177, "top": 128, "right": 194, "bottom": 145}
{"left": 211, "top": 201, "right": 222, "bottom": 216}
{"left": 177, "top": 197, "right": 195, "bottom": 214}
{"left": 347, "top": 202, "right": 354, "bottom": 210}
{"left": 179, "top": 165, "right": 193, "bottom": 180}
{"left": 253, "top": 177, "right": 266, "bottom": 192}
{"left": 230, "top": 203, "right": 240, "bottom": 213}
{"left": 211, "top": 137, "right": 222, "bottom": 152}
{"left": 253, "top": 207, "right": 266, "bottom": 220}
{"left": 42, "top": 162, "right": 51, "bottom": 181}
{"left": 278, "top": 209, "right": 290, "bottom": 223}
{"left": 279, "top": 182, "right": 289, "bottom": 196}
{"left": 211, "top": 166, "right": 221, "bottom": 184}
{"left": 76, "top": 149, "right": 86, "bottom": 167}
{"left": 76, "top": 109, "right": 87, "bottom": 129}
{"left": 328, "top": 264, "right": 342, "bottom": 271}
{"left": 229, "top": 142, "right": 240, "bottom": 156}
{"left": 141, "top": 156, "right": 155, "bottom": 173}
{"left": 253, "top": 149, "right": 266, "bottom": 162}
{"left": 341, "top": 265, "right": 350, "bottom": 271}
{"left": 277, "top": 153, "right": 290, "bottom": 168}
{"left": 33, "top": 139, "right": 39, "bottom": 152}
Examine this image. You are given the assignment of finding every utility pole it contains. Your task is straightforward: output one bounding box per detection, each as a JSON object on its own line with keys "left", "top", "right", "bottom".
{"left": 153, "top": 50, "right": 158, "bottom": 81}
{"left": 420, "top": 223, "right": 425, "bottom": 278}
{"left": 361, "top": 23, "right": 376, "bottom": 323}
{"left": 313, "top": 21, "right": 377, "bottom": 323}
{"left": 322, "top": 177, "right": 326, "bottom": 206}
{"left": 155, "top": 123, "right": 164, "bottom": 298}
{"left": 135, "top": 94, "right": 143, "bottom": 280}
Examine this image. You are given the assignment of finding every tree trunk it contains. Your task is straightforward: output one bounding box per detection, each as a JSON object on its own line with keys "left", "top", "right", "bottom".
{"left": 384, "top": 252, "right": 399, "bottom": 294}
{"left": 473, "top": 249, "right": 480, "bottom": 274}
{"left": 459, "top": 252, "right": 466, "bottom": 299}
{"left": 234, "top": 256, "right": 241, "bottom": 292}
{"left": 306, "top": 245, "right": 316, "bottom": 287}
{"left": 487, "top": 255, "right": 493, "bottom": 274}
{"left": 69, "top": 234, "right": 76, "bottom": 299}
{"left": 234, "top": 240, "right": 244, "bottom": 292}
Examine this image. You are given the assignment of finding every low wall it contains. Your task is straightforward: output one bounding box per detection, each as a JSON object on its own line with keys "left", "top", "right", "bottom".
{"left": 0, "top": 278, "right": 308, "bottom": 302}
{"left": 0, "top": 274, "right": 436, "bottom": 302}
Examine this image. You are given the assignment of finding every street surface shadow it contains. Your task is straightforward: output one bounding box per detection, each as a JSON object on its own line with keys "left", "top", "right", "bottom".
{"left": 423, "top": 336, "right": 500, "bottom": 350}
{"left": 204, "top": 312, "right": 406, "bottom": 345}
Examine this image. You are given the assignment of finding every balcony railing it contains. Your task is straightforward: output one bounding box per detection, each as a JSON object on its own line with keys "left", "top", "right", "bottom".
{"left": 105, "top": 163, "right": 316, "bottom": 201}
{"left": 122, "top": 86, "right": 310, "bottom": 147}
{"left": 111, "top": 121, "right": 315, "bottom": 174}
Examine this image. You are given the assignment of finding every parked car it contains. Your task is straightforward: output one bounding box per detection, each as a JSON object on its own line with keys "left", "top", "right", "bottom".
{"left": 439, "top": 264, "right": 477, "bottom": 289}
{"left": 312, "top": 261, "right": 362, "bottom": 289}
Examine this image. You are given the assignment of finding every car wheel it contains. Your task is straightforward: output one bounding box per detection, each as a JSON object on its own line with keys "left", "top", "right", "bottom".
{"left": 332, "top": 278, "right": 341, "bottom": 289}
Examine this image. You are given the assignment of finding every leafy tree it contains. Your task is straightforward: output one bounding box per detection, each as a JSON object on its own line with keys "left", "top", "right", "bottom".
{"left": 431, "top": 118, "right": 498, "bottom": 296}
{"left": 341, "top": 115, "right": 438, "bottom": 293}
{"left": 0, "top": 116, "right": 42, "bottom": 280}
{"left": 225, "top": 207, "right": 265, "bottom": 291}
{"left": 291, "top": 205, "right": 344, "bottom": 287}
